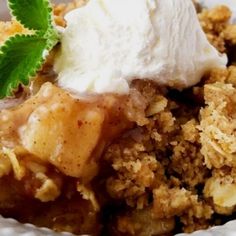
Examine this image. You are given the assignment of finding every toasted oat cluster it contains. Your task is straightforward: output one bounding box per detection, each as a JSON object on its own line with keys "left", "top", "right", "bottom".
{"left": 104, "top": 71, "right": 236, "bottom": 234}
{"left": 198, "top": 5, "right": 236, "bottom": 53}
{"left": 1, "top": 1, "right": 236, "bottom": 236}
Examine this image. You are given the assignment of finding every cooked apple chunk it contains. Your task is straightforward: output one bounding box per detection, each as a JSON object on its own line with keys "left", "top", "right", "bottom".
{"left": 19, "top": 89, "right": 105, "bottom": 179}
{"left": 0, "top": 82, "right": 133, "bottom": 181}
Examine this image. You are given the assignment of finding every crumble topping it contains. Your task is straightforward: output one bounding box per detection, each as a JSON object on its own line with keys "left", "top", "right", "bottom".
{"left": 0, "top": 1, "right": 236, "bottom": 236}
{"left": 198, "top": 5, "right": 236, "bottom": 53}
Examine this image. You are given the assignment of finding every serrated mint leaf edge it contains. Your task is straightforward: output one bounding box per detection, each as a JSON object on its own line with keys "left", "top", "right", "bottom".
{"left": 0, "top": 0, "right": 60, "bottom": 98}
{"left": 0, "top": 28, "right": 59, "bottom": 98}
{"left": 7, "top": 0, "right": 53, "bottom": 32}
{"left": 0, "top": 34, "right": 48, "bottom": 98}
{"left": 44, "top": 27, "right": 60, "bottom": 50}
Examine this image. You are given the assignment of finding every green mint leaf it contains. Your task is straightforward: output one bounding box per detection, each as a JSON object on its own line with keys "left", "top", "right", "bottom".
{"left": 0, "top": 0, "right": 60, "bottom": 98}
{"left": 0, "top": 34, "right": 47, "bottom": 98}
{"left": 44, "top": 27, "right": 60, "bottom": 50}
{"left": 8, "top": 0, "right": 53, "bottom": 31}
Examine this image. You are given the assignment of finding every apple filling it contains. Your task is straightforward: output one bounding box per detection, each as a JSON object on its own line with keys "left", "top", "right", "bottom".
{"left": 1, "top": 2, "right": 236, "bottom": 236}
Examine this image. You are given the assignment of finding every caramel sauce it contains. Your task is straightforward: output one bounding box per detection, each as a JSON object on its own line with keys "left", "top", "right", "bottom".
{"left": 0, "top": 82, "right": 133, "bottom": 181}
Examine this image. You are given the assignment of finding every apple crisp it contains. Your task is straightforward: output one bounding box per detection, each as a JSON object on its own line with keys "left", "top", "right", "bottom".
{"left": 0, "top": 1, "right": 236, "bottom": 236}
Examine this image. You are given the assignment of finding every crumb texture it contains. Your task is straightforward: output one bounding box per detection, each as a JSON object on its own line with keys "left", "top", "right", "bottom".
{"left": 0, "top": 2, "right": 236, "bottom": 236}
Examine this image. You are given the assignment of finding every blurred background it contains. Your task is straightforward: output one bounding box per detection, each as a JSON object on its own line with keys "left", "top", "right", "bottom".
{"left": 0, "top": 0, "right": 72, "bottom": 20}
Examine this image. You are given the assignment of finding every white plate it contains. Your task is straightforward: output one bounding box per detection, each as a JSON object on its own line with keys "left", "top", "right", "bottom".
{"left": 0, "top": 216, "right": 75, "bottom": 236}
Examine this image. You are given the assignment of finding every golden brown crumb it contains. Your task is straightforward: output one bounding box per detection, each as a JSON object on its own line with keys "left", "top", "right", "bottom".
{"left": 198, "top": 5, "right": 233, "bottom": 52}
{"left": 205, "top": 66, "right": 236, "bottom": 86}
{"left": 200, "top": 82, "right": 236, "bottom": 169}
{"left": 224, "top": 24, "right": 236, "bottom": 45}
{"left": 207, "top": 6, "right": 231, "bottom": 23}
{"left": 170, "top": 139, "right": 209, "bottom": 189}
{"left": 0, "top": 20, "right": 28, "bottom": 45}
{"left": 181, "top": 201, "right": 213, "bottom": 233}
{"left": 206, "top": 67, "right": 229, "bottom": 84}
{"left": 104, "top": 80, "right": 212, "bottom": 234}
{"left": 102, "top": 58, "right": 236, "bottom": 234}
{"left": 153, "top": 186, "right": 195, "bottom": 218}
{"left": 105, "top": 139, "right": 163, "bottom": 209}
{"left": 53, "top": 0, "right": 88, "bottom": 27}
{"left": 227, "top": 66, "right": 236, "bottom": 85}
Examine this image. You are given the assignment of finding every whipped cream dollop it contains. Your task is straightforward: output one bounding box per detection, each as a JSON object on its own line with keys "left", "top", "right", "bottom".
{"left": 54, "top": 0, "right": 227, "bottom": 94}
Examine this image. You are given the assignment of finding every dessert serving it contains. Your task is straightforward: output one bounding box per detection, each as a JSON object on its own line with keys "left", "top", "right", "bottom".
{"left": 1, "top": 0, "right": 236, "bottom": 235}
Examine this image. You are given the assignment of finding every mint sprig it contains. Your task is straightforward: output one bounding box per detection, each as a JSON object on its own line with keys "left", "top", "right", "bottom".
{"left": 0, "top": 35, "right": 47, "bottom": 97}
{"left": 8, "top": 0, "right": 53, "bottom": 31}
{"left": 0, "top": 0, "right": 59, "bottom": 98}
